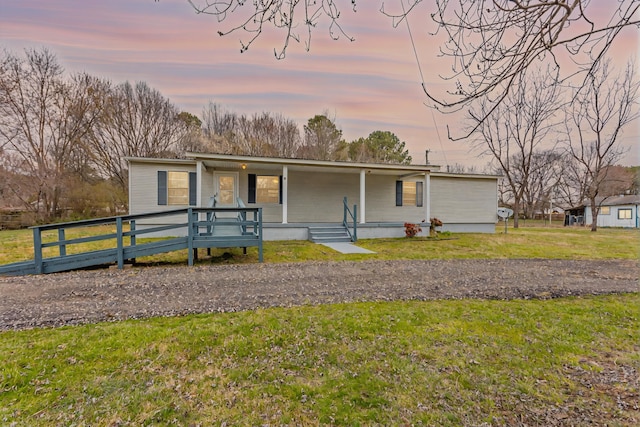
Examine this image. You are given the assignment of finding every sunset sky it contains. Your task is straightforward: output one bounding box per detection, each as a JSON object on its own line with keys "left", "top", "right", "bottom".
{"left": 1, "top": 0, "right": 638, "bottom": 168}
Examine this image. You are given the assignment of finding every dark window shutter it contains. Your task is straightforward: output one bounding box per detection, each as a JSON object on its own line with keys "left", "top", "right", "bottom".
{"left": 416, "top": 181, "right": 423, "bottom": 207}
{"left": 188, "top": 172, "right": 197, "bottom": 206}
{"left": 395, "top": 181, "right": 403, "bottom": 206}
{"left": 279, "top": 175, "right": 283, "bottom": 204}
{"left": 157, "top": 171, "right": 167, "bottom": 206}
{"left": 248, "top": 174, "right": 256, "bottom": 204}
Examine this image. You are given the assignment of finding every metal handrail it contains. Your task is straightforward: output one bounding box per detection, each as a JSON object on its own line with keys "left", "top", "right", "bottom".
{"left": 343, "top": 196, "right": 358, "bottom": 242}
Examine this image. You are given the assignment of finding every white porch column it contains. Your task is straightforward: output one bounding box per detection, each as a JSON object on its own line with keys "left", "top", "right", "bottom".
{"left": 196, "top": 160, "right": 204, "bottom": 206}
{"left": 282, "top": 165, "right": 288, "bottom": 224}
{"left": 424, "top": 172, "right": 431, "bottom": 221}
{"left": 359, "top": 169, "right": 366, "bottom": 223}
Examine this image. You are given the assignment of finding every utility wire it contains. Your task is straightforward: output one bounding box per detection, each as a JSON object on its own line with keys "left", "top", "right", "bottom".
{"left": 401, "top": 0, "right": 449, "bottom": 167}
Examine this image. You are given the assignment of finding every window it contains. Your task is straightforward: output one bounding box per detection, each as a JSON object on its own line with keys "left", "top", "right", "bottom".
{"left": 157, "top": 171, "right": 196, "bottom": 206}
{"left": 248, "top": 174, "right": 282, "bottom": 204}
{"left": 257, "top": 176, "right": 280, "bottom": 204}
{"left": 396, "top": 180, "right": 423, "bottom": 207}
{"left": 168, "top": 171, "right": 189, "bottom": 205}
{"left": 403, "top": 182, "right": 417, "bottom": 205}
{"left": 600, "top": 206, "right": 610, "bottom": 215}
{"left": 618, "top": 208, "right": 632, "bottom": 220}
{"left": 217, "top": 175, "right": 236, "bottom": 205}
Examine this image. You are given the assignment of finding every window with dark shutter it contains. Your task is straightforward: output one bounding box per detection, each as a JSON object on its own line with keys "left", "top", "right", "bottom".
{"left": 396, "top": 181, "right": 403, "bottom": 206}
{"left": 396, "top": 180, "right": 424, "bottom": 207}
{"left": 188, "top": 172, "right": 197, "bottom": 206}
{"left": 157, "top": 171, "right": 167, "bottom": 206}
{"left": 248, "top": 174, "right": 257, "bottom": 204}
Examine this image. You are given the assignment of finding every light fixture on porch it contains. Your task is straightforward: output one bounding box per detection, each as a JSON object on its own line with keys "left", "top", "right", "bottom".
{"left": 241, "top": 163, "right": 247, "bottom": 170}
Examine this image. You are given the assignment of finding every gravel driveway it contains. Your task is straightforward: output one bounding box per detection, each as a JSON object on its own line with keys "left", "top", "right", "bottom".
{"left": 0, "top": 259, "right": 638, "bottom": 331}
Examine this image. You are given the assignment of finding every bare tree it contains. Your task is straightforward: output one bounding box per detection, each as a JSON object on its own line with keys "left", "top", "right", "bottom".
{"left": 86, "top": 81, "right": 185, "bottom": 196}
{"left": 187, "top": 0, "right": 356, "bottom": 59}
{"left": 0, "top": 48, "right": 105, "bottom": 221}
{"left": 564, "top": 58, "right": 639, "bottom": 231}
{"left": 468, "top": 67, "right": 563, "bottom": 227}
{"left": 186, "top": 1, "right": 638, "bottom": 133}
{"left": 201, "top": 102, "right": 239, "bottom": 153}
{"left": 521, "top": 150, "right": 564, "bottom": 219}
{"left": 445, "top": 163, "right": 480, "bottom": 174}
{"left": 596, "top": 165, "right": 636, "bottom": 197}
{"left": 176, "top": 111, "right": 205, "bottom": 154}
{"left": 248, "top": 112, "right": 302, "bottom": 158}
{"left": 200, "top": 103, "right": 302, "bottom": 157}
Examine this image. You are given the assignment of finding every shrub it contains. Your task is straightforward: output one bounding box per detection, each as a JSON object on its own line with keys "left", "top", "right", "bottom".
{"left": 430, "top": 217, "right": 443, "bottom": 236}
{"left": 404, "top": 221, "right": 423, "bottom": 238}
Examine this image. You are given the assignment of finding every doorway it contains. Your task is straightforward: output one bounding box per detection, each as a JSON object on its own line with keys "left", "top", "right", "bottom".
{"left": 214, "top": 172, "right": 239, "bottom": 207}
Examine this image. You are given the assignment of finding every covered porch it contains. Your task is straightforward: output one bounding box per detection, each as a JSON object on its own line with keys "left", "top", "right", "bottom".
{"left": 188, "top": 153, "right": 437, "bottom": 236}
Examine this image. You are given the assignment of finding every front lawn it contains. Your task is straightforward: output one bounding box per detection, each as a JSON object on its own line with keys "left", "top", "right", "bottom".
{"left": 1, "top": 295, "right": 638, "bottom": 426}
{"left": 1, "top": 225, "right": 638, "bottom": 266}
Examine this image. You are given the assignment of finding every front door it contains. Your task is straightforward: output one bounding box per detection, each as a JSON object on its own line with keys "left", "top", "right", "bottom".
{"left": 214, "top": 172, "right": 238, "bottom": 207}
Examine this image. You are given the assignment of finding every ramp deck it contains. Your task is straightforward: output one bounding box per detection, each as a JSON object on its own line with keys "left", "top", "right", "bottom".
{"left": 0, "top": 207, "right": 263, "bottom": 276}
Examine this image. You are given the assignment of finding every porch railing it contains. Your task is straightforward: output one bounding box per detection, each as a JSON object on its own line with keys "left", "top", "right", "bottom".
{"left": 0, "top": 206, "right": 263, "bottom": 276}
{"left": 343, "top": 196, "right": 358, "bottom": 242}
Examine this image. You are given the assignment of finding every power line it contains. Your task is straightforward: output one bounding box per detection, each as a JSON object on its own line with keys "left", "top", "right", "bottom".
{"left": 401, "top": 0, "right": 449, "bottom": 166}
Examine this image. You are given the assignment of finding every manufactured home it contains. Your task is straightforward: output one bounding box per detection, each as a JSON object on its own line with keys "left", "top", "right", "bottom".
{"left": 583, "top": 195, "right": 640, "bottom": 228}
{"left": 127, "top": 153, "right": 499, "bottom": 240}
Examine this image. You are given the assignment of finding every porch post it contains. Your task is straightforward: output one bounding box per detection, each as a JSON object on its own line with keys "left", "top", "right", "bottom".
{"left": 196, "top": 160, "right": 204, "bottom": 206}
{"left": 282, "top": 165, "right": 288, "bottom": 224}
{"left": 424, "top": 172, "right": 431, "bottom": 221}
{"left": 360, "top": 169, "right": 366, "bottom": 224}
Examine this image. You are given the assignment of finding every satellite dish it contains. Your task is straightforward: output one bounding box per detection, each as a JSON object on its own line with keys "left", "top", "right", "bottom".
{"left": 497, "top": 207, "right": 514, "bottom": 219}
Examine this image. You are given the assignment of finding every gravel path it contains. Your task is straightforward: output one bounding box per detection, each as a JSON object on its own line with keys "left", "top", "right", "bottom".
{"left": 0, "top": 259, "right": 638, "bottom": 331}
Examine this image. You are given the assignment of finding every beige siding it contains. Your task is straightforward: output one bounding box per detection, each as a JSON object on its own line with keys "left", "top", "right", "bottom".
{"left": 201, "top": 167, "right": 214, "bottom": 206}
{"left": 130, "top": 160, "right": 498, "bottom": 229}
{"left": 430, "top": 176, "right": 497, "bottom": 223}
{"left": 364, "top": 175, "right": 425, "bottom": 223}
{"left": 129, "top": 162, "right": 196, "bottom": 215}
{"left": 240, "top": 168, "right": 283, "bottom": 222}
{"left": 288, "top": 171, "right": 360, "bottom": 222}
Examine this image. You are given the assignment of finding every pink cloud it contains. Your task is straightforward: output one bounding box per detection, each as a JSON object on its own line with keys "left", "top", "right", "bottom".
{"left": 1, "top": 0, "right": 637, "bottom": 167}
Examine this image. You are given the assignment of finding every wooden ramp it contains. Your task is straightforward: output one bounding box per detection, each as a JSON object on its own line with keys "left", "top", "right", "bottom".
{"left": 0, "top": 207, "right": 263, "bottom": 276}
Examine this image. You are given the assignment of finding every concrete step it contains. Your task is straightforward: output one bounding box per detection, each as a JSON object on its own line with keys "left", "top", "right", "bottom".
{"left": 308, "top": 226, "right": 352, "bottom": 243}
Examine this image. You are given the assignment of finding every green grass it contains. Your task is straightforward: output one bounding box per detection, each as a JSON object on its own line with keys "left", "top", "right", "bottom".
{"left": 1, "top": 295, "right": 638, "bottom": 426}
{"left": 1, "top": 224, "right": 638, "bottom": 266}
{"left": 1, "top": 225, "right": 638, "bottom": 425}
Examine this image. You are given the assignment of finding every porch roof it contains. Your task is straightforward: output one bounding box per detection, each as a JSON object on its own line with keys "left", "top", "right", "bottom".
{"left": 184, "top": 153, "right": 441, "bottom": 176}
{"left": 585, "top": 195, "right": 640, "bottom": 207}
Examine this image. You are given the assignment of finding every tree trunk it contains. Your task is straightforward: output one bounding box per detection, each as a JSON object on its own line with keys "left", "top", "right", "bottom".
{"left": 590, "top": 199, "right": 598, "bottom": 232}
{"left": 513, "top": 197, "right": 520, "bottom": 228}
